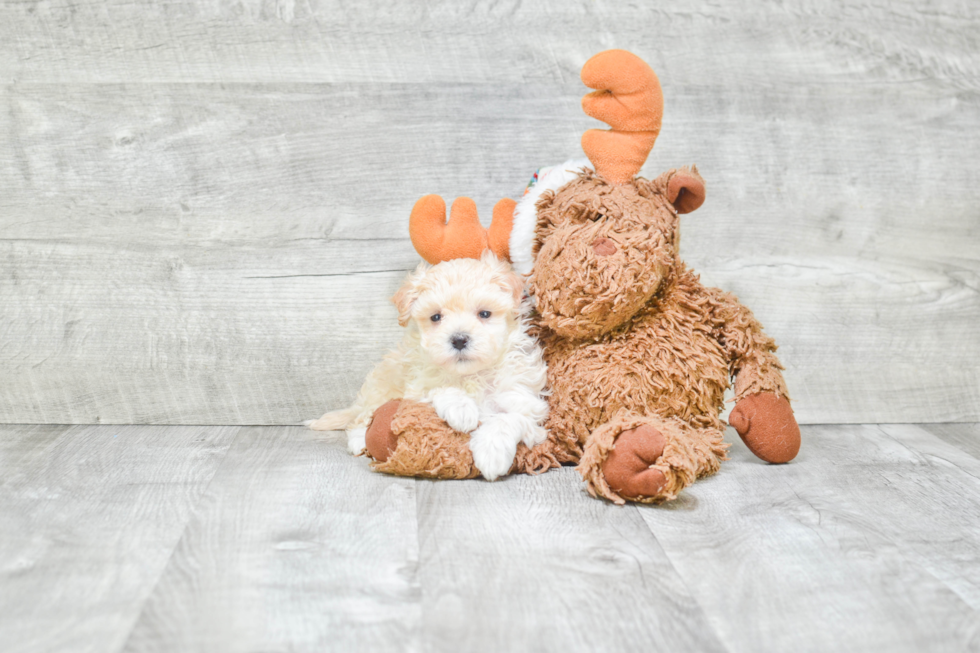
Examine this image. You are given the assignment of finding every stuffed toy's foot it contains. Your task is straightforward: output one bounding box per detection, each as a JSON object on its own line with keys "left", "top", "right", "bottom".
{"left": 729, "top": 393, "right": 801, "bottom": 463}
{"left": 365, "top": 400, "right": 401, "bottom": 462}
{"left": 363, "top": 399, "right": 561, "bottom": 480}
{"left": 578, "top": 412, "right": 729, "bottom": 505}
{"left": 367, "top": 399, "right": 481, "bottom": 479}
{"left": 601, "top": 425, "right": 668, "bottom": 499}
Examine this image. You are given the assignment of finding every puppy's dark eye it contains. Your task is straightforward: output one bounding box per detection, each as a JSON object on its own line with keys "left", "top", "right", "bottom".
{"left": 430, "top": 313, "right": 442, "bottom": 322}
{"left": 478, "top": 310, "right": 491, "bottom": 319}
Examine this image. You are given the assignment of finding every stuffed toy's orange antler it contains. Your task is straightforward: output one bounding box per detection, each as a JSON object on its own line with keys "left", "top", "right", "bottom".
{"left": 409, "top": 194, "right": 515, "bottom": 264}
{"left": 581, "top": 49, "right": 664, "bottom": 185}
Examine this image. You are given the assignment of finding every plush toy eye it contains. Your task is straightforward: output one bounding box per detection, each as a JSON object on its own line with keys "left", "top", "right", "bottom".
{"left": 478, "top": 310, "right": 491, "bottom": 319}
{"left": 430, "top": 313, "right": 442, "bottom": 322}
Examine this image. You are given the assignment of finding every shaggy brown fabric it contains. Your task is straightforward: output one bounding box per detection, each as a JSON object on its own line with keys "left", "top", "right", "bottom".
{"left": 370, "top": 400, "right": 481, "bottom": 480}
{"left": 512, "top": 440, "right": 563, "bottom": 475}
{"left": 530, "top": 169, "right": 676, "bottom": 340}
{"left": 525, "top": 167, "right": 796, "bottom": 503}
{"left": 536, "top": 265, "right": 734, "bottom": 439}
{"left": 729, "top": 393, "right": 801, "bottom": 463}
{"left": 704, "top": 287, "right": 790, "bottom": 403}
{"left": 577, "top": 411, "right": 728, "bottom": 504}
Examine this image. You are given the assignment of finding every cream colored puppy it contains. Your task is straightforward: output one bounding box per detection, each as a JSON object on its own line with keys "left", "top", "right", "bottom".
{"left": 309, "top": 252, "right": 548, "bottom": 481}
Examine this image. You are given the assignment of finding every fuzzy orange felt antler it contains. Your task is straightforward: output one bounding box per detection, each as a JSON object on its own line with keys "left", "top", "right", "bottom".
{"left": 409, "top": 194, "right": 515, "bottom": 264}
{"left": 581, "top": 50, "right": 664, "bottom": 185}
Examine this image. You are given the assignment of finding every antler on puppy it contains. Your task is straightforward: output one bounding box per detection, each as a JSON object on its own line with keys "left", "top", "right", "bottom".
{"left": 409, "top": 194, "right": 515, "bottom": 264}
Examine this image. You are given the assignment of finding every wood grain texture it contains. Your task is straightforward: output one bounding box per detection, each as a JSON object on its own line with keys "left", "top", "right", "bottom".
{"left": 638, "top": 424, "right": 980, "bottom": 652}
{"left": 2, "top": 423, "right": 980, "bottom": 651}
{"left": 922, "top": 423, "right": 980, "bottom": 460}
{"left": 0, "top": 424, "right": 240, "bottom": 653}
{"left": 1, "top": 0, "right": 978, "bottom": 424}
{"left": 122, "top": 427, "right": 421, "bottom": 653}
{"left": 0, "top": 423, "right": 73, "bottom": 468}
{"left": 1, "top": 238, "right": 975, "bottom": 424}
{"left": 414, "top": 470, "right": 726, "bottom": 653}
{"left": 3, "top": 1, "right": 979, "bottom": 86}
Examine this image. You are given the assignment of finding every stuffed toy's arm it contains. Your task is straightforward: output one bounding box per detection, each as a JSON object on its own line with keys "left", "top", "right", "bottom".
{"left": 709, "top": 290, "right": 800, "bottom": 463}
{"left": 711, "top": 290, "right": 789, "bottom": 402}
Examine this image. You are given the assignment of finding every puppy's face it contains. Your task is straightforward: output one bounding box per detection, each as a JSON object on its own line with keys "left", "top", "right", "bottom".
{"left": 393, "top": 253, "right": 524, "bottom": 376}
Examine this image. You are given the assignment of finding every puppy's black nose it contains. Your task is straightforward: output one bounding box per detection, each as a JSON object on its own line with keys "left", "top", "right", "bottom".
{"left": 451, "top": 334, "right": 470, "bottom": 351}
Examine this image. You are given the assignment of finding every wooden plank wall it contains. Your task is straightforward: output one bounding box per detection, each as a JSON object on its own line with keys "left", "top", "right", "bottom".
{"left": 1, "top": 1, "right": 977, "bottom": 425}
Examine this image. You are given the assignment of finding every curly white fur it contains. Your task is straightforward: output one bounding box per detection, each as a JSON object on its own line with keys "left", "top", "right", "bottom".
{"left": 309, "top": 252, "right": 549, "bottom": 481}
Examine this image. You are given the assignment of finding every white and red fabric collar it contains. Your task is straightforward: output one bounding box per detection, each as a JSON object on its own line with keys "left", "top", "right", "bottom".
{"left": 508, "top": 158, "right": 593, "bottom": 276}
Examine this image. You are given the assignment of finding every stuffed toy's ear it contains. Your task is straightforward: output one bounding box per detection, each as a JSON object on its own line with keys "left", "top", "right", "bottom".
{"left": 391, "top": 263, "right": 429, "bottom": 327}
{"left": 667, "top": 167, "right": 706, "bottom": 214}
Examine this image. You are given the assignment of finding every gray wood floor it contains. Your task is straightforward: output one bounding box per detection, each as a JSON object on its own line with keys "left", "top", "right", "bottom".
{"left": 2, "top": 423, "right": 978, "bottom": 653}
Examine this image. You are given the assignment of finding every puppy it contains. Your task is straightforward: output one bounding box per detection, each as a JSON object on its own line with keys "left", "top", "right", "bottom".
{"left": 309, "top": 251, "right": 548, "bottom": 481}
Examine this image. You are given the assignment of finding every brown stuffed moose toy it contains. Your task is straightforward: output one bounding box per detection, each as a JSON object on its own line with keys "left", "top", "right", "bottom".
{"left": 362, "top": 49, "right": 801, "bottom": 503}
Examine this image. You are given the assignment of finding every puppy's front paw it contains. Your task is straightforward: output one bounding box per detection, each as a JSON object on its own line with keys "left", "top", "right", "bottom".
{"left": 431, "top": 389, "right": 480, "bottom": 433}
{"left": 469, "top": 424, "right": 518, "bottom": 482}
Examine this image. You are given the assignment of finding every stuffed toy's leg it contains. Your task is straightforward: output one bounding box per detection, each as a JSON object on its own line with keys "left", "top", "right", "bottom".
{"left": 364, "top": 400, "right": 560, "bottom": 480}
{"left": 365, "top": 399, "right": 480, "bottom": 479}
{"left": 708, "top": 289, "right": 801, "bottom": 464}
{"left": 577, "top": 411, "right": 728, "bottom": 505}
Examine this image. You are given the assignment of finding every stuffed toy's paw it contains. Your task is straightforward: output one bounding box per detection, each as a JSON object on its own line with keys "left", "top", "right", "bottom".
{"left": 729, "top": 393, "right": 801, "bottom": 464}
{"left": 365, "top": 400, "right": 402, "bottom": 462}
{"left": 469, "top": 421, "right": 519, "bottom": 481}
{"left": 601, "top": 425, "right": 668, "bottom": 499}
{"left": 430, "top": 388, "right": 480, "bottom": 433}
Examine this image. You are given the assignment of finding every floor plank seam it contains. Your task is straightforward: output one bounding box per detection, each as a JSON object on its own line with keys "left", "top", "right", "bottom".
{"left": 112, "top": 424, "right": 249, "bottom": 653}
{"left": 876, "top": 423, "right": 980, "bottom": 478}
{"left": 631, "top": 502, "right": 736, "bottom": 653}
{"left": 0, "top": 424, "right": 79, "bottom": 492}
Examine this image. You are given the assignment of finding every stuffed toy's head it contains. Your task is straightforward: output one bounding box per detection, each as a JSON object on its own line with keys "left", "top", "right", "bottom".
{"left": 526, "top": 167, "right": 701, "bottom": 340}
{"left": 407, "top": 49, "right": 705, "bottom": 341}
{"left": 512, "top": 50, "right": 707, "bottom": 340}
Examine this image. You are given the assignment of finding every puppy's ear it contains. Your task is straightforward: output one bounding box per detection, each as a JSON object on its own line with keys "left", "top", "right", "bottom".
{"left": 503, "top": 269, "right": 524, "bottom": 306}
{"left": 485, "top": 254, "right": 524, "bottom": 307}
{"left": 391, "top": 263, "right": 429, "bottom": 327}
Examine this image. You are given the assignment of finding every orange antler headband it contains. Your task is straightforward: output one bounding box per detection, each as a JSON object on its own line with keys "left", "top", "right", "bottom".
{"left": 409, "top": 195, "right": 515, "bottom": 265}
